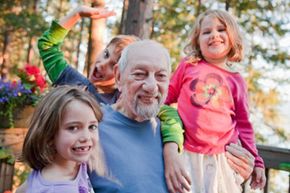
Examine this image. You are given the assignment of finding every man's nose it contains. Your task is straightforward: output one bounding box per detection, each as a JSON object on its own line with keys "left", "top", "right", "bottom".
{"left": 142, "top": 75, "right": 158, "bottom": 93}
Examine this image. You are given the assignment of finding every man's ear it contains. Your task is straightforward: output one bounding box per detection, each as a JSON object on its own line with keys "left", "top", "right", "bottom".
{"left": 113, "top": 64, "right": 121, "bottom": 92}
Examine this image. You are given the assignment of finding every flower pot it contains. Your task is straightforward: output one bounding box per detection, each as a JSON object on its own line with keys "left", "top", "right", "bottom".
{"left": 14, "top": 106, "right": 34, "bottom": 128}
{"left": 0, "top": 128, "right": 28, "bottom": 157}
{"left": 0, "top": 106, "right": 34, "bottom": 129}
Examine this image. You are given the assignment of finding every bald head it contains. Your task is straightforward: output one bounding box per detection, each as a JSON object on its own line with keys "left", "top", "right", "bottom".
{"left": 118, "top": 40, "right": 171, "bottom": 73}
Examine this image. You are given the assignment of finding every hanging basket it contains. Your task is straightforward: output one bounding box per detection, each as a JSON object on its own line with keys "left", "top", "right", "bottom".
{"left": 0, "top": 105, "right": 34, "bottom": 129}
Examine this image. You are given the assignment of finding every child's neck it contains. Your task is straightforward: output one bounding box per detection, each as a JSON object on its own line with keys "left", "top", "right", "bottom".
{"left": 41, "top": 161, "right": 80, "bottom": 181}
{"left": 204, "top": 57, "right": 227, "bottom": 70}
{"left": 94, "top": 77, "right": 116, "bottom": 94}
{"left": 96, "top": 84, "right": 116, "bottom": 94}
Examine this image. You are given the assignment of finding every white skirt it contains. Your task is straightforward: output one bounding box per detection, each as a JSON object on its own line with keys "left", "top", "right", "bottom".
{"left": 182, "top": 150, "right": 244, "bottom": 193}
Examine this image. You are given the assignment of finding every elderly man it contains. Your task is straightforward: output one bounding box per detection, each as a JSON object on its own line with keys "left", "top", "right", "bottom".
{"left": 90, "top": 40, "right": 172, "bottom": 192}
{"left": 88, "top": 40, "right": 255, "bottom": 193}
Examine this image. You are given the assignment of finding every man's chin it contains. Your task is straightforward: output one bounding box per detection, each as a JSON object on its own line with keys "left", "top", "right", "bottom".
{"left": 135, "top": 103, "right": 160, "bottom": 120}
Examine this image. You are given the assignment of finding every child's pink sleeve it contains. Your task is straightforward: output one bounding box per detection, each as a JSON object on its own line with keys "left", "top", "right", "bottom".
{"left": 234, "top": 76, "right": 264, "bottom": 168}
{"left": 165, "top": 59, "right": 187, "bottom": 105}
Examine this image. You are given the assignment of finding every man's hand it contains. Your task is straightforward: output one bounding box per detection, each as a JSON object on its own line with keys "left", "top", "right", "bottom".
{"left": 250, "top": 167, "right": 266, "bottom": 189}
{"left": 163, "top": 143, "right": 191, "bottom": 193}
{"left": 225, "top": 143, "right": 255, "bottom": 180}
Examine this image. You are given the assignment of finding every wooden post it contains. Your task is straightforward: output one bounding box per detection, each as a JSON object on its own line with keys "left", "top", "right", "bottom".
{"left": 264, "top": 168, "right": 269, "bottom": 193}
{"left": 0, "top": 159, "right": 15, "bottom": 192}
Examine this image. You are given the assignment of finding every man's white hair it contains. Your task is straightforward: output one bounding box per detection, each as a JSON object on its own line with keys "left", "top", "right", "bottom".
{"left": 118, "top": 40, "right": 171, "bottom": 73}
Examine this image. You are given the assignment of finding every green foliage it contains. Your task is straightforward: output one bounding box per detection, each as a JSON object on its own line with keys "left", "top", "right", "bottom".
{"left": 14, "top": 163, "right": 31, "bottom": 186}
{"left": 0, "top": 148, "right": 15, "bottom": 165}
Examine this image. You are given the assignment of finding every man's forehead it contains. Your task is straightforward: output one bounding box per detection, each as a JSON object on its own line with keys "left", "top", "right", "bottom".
{"left": 126, "top": 41, "right": 169, "bottom": 68}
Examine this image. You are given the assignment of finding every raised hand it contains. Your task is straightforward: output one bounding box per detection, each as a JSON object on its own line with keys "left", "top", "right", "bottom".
{"left": 76, "top": 5, "right": 115, "bottom": 19}
{"left": 59, "top": 5, "right": 115, "bottom": 30}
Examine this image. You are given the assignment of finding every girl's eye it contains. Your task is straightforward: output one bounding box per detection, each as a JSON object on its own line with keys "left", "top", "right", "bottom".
{"left": 218, "top": 28, "right": 226, "bottom": 32}
{"left": 89, "top": 124, "right": 98, "bottom": 130}
{"left": 104, "top": 49, "right": 110, "bottom": 59}
{"left": 202, "top": 31, "right": 210, "bottom": 34}
{"left": 67, "top": 126, "right": 78, "bottom": 131}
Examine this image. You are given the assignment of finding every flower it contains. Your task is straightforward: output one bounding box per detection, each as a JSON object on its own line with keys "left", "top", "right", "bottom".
{"left": 0, "top": 64, "right": 47, "bottom": 128}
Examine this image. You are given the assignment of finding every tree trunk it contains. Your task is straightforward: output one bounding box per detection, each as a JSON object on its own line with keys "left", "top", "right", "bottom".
{"left": 121, "top": 0, "right": 153, "bottom": 39}
{"left": 26, "top": 0, "right": 38, "bottom": 64}
{"left": 26, "top": 36, "right": 35, "bottom": 64}
{"left": 76, "top": 18, "right": 85, "bottom": 69}
{"left": 0, "top": 31, "right": 10, "bottom": 79}
{"left": 86, "top": 0, "right": 106, "bottom": 77}
{"left": 119, "top": 0, "right": 129, "bottom": 34}
{"left": 225, "top": 0, "right": 230, "bottom": 11}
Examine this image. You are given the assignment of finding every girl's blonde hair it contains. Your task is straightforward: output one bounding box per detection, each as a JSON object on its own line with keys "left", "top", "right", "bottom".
{"left": 22, "top": 85, "right": 106, "bottom": 175}
{"left": 184, "top": 10, "right": 244, "bottom": 63}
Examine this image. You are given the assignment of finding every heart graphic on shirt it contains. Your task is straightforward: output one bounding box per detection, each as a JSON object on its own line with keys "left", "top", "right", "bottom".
{"left": 189, "top": 73, "right": 230, "bottom": 108}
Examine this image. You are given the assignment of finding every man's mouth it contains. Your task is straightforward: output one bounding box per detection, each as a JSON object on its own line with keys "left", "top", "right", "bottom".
{"left": 138, "top": 95, "right": 158, "bottom": 104}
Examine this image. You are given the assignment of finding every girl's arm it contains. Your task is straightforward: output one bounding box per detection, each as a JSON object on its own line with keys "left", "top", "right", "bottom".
{"left": 159, "top": 59, "right": 188, "bottom": 151}
{"left": 234, "top": 77, "right": 264, "bottom": 168}
{"left": 158, "top": 105, "right": 184, "bottom": 152}
{"left": 59, "top": 6, "right": 115, "bottom": 30}
{"left": 234, "top": 76, "right": 266, "bottom": 188}
{"left": 37, "top": 6, "right": 114, "bottom": 83}
{"left": 159, "top": 60, "right": 191, "bottom": 193}
{"left": 37, "top": 21, "right": 69, "bottom": 83}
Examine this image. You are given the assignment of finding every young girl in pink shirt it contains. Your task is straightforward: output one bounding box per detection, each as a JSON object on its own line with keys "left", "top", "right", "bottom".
{"left": 165, "top": 10, "right": 266, "bottom": 192}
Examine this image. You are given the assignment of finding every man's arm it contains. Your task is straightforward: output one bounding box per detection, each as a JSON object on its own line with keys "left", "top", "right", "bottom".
{"left": 225, "top": 143, "right": 255, "bottom": 180}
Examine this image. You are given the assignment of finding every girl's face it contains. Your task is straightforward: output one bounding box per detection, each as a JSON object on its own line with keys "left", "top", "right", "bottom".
{"left": 89, "top": 44, "right": 117, "bottom": 87}
{"left": 198, "top": 15, "right": 231, "bottom": 66}
{"left": 54, "top": 100, "right": 99, "bottom": 165}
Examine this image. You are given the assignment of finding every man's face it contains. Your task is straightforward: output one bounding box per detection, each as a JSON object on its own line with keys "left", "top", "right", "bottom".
{"left": 88, "top": 44, "right": 118, "bottom": 87}
{"left": 117, "top": 41, "right": 170, "bottom": 122}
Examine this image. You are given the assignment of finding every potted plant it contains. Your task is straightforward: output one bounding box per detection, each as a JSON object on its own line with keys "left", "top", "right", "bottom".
{"left": 0, "top": 64, "right": 47, "bottom": 128}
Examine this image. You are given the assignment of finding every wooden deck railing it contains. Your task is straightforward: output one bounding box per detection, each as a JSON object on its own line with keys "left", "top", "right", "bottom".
{"left": 257, "top": 144, "right": 290, "bottom": 193}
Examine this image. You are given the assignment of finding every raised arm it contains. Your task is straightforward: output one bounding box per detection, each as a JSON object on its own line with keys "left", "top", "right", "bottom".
{"left": 38, "top": 6, "right": 114, "bottom": 83}
{"left": 59, "top": 5, "right": 115, "bottom": 30}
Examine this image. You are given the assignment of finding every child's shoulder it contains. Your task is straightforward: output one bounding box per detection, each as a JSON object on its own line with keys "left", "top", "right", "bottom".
{"left": 181, "top": 56, "right": 200, "bottom": 66}
{"left": 16, "top": 180, "right": 28, "bottom": 193}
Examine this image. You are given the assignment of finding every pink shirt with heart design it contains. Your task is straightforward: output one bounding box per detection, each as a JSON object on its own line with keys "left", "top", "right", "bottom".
{"left": 165, "top": 58, "right": 264, "bottom": 168}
